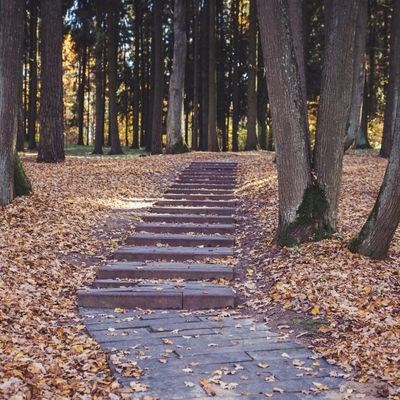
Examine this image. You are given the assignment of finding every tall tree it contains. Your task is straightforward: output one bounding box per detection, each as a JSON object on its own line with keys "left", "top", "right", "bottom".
{"left": 200, "top": 1, "right": 209, "bottom": 150}
{"left": 314, "top": 0, "right": 359, "bottom": 233}
{"left": 151, "top": 0, "right": 163, "bottom": 154}
{"left": 107, "top": 0, "right": 123, "bottom": 155}
{"left": 380, "top": 0, "right": 400, "bottom": 158}
{"left": 257, "top": 0, "right": 313, "bottom": 244}
{"left": 131, "top": 0, "right": 141, "bottom": 149}
{"left": 344, "top": 0, "right": 368, "bottom": 151}
{"left": 207, "top": 0, "right": 219, "bottom": 151}
{"left": 27, "top": 0, "right": 38, "bottom": 150}
{"left": 231, "top": 0, "right": 239, "bottom": 152}
{"left": 92, "top": 5, "right": 105, "bottom": 155}
{"left": 245, "top": 0, "right": 258, "bottom": 150}
{"left": 191, "top": 0, "right": 200, "bottom": 150}
{"left": 349, "top": 98, "right": 400, "bottom": 258}
{"left": 0, "top": 0, "right": 29, "bottom": 205}
{"left": 38, "top": 0, "right": 65, "bottom": 162}
{"left": 77, "top": 44, "right": 88, "bottom": 146}
{"left": 166, "top": 0, "right": 189, "bottom": 153}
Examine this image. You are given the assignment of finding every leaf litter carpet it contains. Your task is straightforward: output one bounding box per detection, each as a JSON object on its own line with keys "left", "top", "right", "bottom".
{"left": 0, "top": 152, "right": 398, "bottom": 399}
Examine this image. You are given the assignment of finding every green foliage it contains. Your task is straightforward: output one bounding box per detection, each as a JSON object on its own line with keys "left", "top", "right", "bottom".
{"left": 14, "top": 154, "right": 32, "bottom": 197}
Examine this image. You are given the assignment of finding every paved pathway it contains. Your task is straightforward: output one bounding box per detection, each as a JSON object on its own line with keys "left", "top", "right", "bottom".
{"left": 78, "top": 161, "right": 347, "bottom": 398}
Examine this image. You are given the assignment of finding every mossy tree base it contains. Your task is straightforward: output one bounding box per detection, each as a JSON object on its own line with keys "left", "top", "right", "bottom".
{"left": 277, "top": 185, "right": 333, "bottom": 247}
{"left": 14, "top": 154, "right": 32, "bottom": 197}
{"left": 167, "top": 139, "right": 190, "bottom": 154}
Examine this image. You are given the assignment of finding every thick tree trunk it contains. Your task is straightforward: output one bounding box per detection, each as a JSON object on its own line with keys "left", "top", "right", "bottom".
{"left": 107, "top": 1, "right": 123, "bottom": 155}
{"left": 166, "top": 0, "right": 188, "bottom": 153}
{"left": 77, "top": 45, "right": 88, "bottom": 146}
{"left": 344, "top": 0, "right": 368, "bottom": 151}
{"left": 207, "top": 0, "right": 219, "bottom": 151}
{"left": 191, "top": 0, "right": 200, "bottom": 150}
{"left": 93, "top": 16, "right": 104, "bottom": 155}
{"left": 246, "top": 0, "right": 258, "bottom": 150}
{"left": 349, "top": 100, "right": 400, "bottom": 258}
{"left": 257, "top": 0, "right": 318, "bottom": 246}
{"left": 27, "top": 0, "right": 38, "bottom": 150}
{"left": 131, "top": 0, "right": 141, "bottom": 149}
{"left": 38, "top": 0, "right": 65, "bottom": 163}
{"left": 314, "top": 0, "right": 359, "bottom": 232}
{"left": 0, "top": 0, "right": 26, "bottom": 205}
{"left": 288, "top": 0, "right": 307, "bottom": 104}
{"left": 151, "top": 0, "right": 163, "bottom": 154}
{"left": 380, "top": 0, "right": 400, "bottom": 158}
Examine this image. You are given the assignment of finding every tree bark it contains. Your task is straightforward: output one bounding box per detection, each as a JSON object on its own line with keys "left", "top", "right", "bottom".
{"left": 207, "top": 0, "right": 219, "bottom": 151}
{"left": 191, "top": 0, "right": 200, "bottom": 150}
{"left": 246, "top": 0, "right": 259, "bottom": 150}
{"left": 314, "top": 0, "right": 359, "bottom": 232}
{"left": 200, "top": 2, "right": 209, "bottom": 150}
{"left": 27, "top": 0, "right": 38, "bottom": 150}
{"left": 0, "top": 0, "right": 25, "bottom": 205}
{"left": 166, "top": 0, "right": 188, "bottom": 153}
{"left": 257, "top": 34, "right": 267, "bottom": 150}
{"left": 257, "top": 0, "right": 315, "bottom": 245}
{"left": 349, "top": 98, "right": 400, "bottom": 258}
{"left": 131, "top": 0, "right": 141, "bottom": 149}
{"left": 380, "top": 0, "right": 400, "bottom": 158}
{"left": 231, "top": 0, "right": 239, "bottom": 152}
{"left": 38, "top": 0, "right": 65, "bottom": 163}
{"left": 107, "top": 0, "right": 123, "bottom": 155}
{"left": 151, "top": 0, "right": 163, "bottom": 154}
{"left": 344, "top": 0, "right": 368, "bottom": 151}
{"left": 93, "top": 11, "right": 104, "bottom": 155}
{"left": 77, "top": 44, "right": 88, "bottom": 146}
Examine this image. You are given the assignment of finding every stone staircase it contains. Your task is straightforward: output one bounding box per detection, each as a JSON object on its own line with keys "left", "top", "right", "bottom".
{"left": 77, "top": 161, "right": 238, "bottom": 310}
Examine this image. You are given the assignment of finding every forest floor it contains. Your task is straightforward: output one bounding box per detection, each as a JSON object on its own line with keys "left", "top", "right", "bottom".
{"left": 0, "top": 151, "right": 399, "bottom": 399}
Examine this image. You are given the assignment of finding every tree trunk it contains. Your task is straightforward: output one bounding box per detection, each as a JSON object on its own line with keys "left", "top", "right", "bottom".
{"left": 231, "top": 0, "right": 239, "bottom": 152}
{"left": 166, "top": 0, "right": 188, "bottom": 153}
{"left": 16, "top": 66, "right": 25, "bottom": 152}
{"left": 288, "top": 0, "right": 307, "bottom": 104}
{"left": 380, "top": 0, "right": 400, "bottom": 158}
{"left": 131, "top": 0, "right": 141, "bottom": 149}
{"left": 257, "top": 0, "right": 316, "bottom": 246}
{"left": 257, "top": 35, "right": 267, "bottom": 150}
{"left": 191, "top": 0, "right": 200, "bottom": 150}
{"left": 314, "top": 0, "right": 359, "bottom": 232}
{"left": 246, "top": 0, "right": 258, "bottom": 150}
{"left": 349, "top": 99, "right": 400, "bottom": 258}
{"left": 207, "top": 0, "right": 219, "bottom": 151}
{"left": 77, "top": 45, "right": 88, "bottom": 146}
{"left": 93, "top": 13, "right": 104, "bottom": 155}
{"left": 38, "top": 0, "right": 65, "bottom": 163}
{"left": 199, "top": 2, "right": 209, "bottom": 151}
{"left": 151, "top": 0, "right": 163, "bottom": 154}
{"left": 107, "top": 1, "right": 123, "bottom": 155}
{"left": 344, "top": 0, "right": 368, "bottom": 151}
{"left": 27, "top": 0, "right": 38, "bottom": 150}
{"left": 0, "top": 0, "right": 26, "bottom": 205}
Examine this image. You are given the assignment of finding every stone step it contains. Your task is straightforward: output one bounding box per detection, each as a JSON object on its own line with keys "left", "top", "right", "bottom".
{"left": 163, "top": 193, "right": 235, "bottom": 201}
{"left": 176, "top": 178, "right": 237, "bottom": 184}
{"left": 156, "top": 199, "right": 236, "bottom": 207}
{"left": 114, "top": 245, "right": 234, "bottom": 261}
{"left": 179, "top": 172, "right": 236, "bottom": 178}
{"left": 150, "top": 206, "right": 235, "bottom": 215}
{"left": 98, "top": 261, "right": 234, "bottom": 280}
{"left": 141, "top": 213, "right": 235, "bottom": 224}
{"left": 171, "top": 183, "right": 235, "bottom": 190}
{"left": 126, "top": 232, "right": 235, "bottom": 246}
{"left": 166, "top": 188, "right": 234, "bottom": 195}
{"left": 77, "top": 282, "right": 236, "bottom": 310}
{"left": 135, "top": 222, "right": 235, "bottom": 234}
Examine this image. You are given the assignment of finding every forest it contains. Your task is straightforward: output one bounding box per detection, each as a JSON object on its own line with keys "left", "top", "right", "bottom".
{"left": 0, "top": 0, "right": 399, "bottom": 398}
